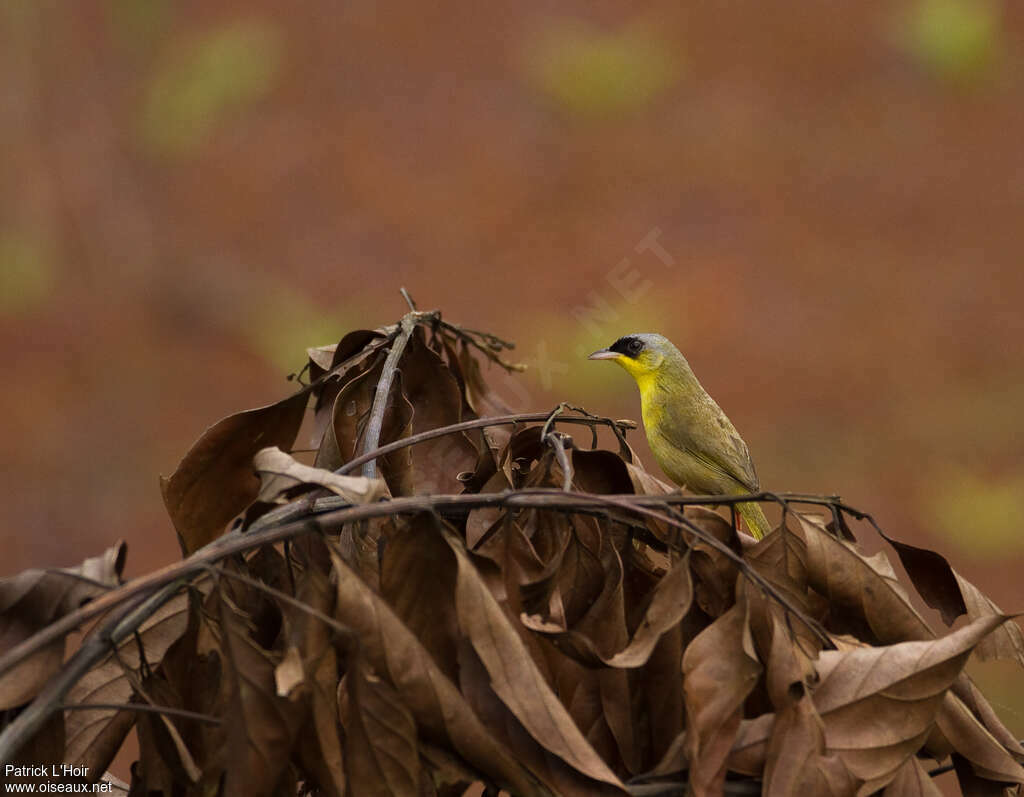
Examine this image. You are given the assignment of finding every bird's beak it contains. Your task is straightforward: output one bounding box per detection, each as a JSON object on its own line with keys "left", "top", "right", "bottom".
{"left": 588, "top": 348, "right": 619, "bottom": 361}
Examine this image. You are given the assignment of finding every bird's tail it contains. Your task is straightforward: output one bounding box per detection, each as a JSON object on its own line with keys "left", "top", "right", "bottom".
{"left": 737, "top": 501, "right": 771, "bottom": 540}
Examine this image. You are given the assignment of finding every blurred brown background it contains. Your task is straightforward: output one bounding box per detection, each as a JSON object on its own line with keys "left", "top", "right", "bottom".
{"left": 2, "top": 0, "right": 1022, "bottom": 746}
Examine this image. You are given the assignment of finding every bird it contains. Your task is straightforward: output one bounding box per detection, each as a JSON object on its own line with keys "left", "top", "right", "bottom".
{"left": 588, "top": 333, "right": 770, "bottom": 540}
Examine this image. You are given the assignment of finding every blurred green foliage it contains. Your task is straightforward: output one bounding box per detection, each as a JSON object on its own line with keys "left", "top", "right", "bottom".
{"left": 524, "top": 18, "right": 681, "bottom": 116}
{"left": 0, "top": 230, "right": 55, "bottom": 317}
{"left": 107, "top": 0, "right": 172, "bottom": 52}
{"left": 141, "top": 19, "right": 283, "bottom": 155}
{"left": 522, "top": 299, "right": 676, "bottom": 397}
{"left": 245, "top": 288, "right": 352, "bottom": 373}
{"left": 928, "top": 468, "right": 1024, "bottom": 558}
{"left": 898, "top": 0, "right": 1002, "bottom": 83}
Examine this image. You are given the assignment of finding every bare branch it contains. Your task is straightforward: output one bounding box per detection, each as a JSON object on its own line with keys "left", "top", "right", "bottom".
{"left": 57, "top": 703, "right": 221, "bottom": 725}
{"left": 333, "top": 408, "right": 635, "bottom": 478}
{"left": 360, "top": 310, "right": 439, "bottom": 479}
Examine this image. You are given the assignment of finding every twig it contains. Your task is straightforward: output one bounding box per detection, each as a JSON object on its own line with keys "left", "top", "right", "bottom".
{"left": 333, "top": 410, "right": 635, "bottom": 479}
{"left": 399, "top": 287, "right": 418, "bottom": 311}
{"left": 438, "top": 320, "right": 526, "bottom": 372}
{"left": 540, "top": 404, "right": 579, "bottom": 491}
{"left": 360, "top": 310, "right": 438, "bottom": 479}
{"left": 56, "top": 702, "right": 222, "bottom": 725}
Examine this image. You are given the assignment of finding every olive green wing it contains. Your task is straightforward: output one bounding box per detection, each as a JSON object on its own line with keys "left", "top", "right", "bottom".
{"left": 662, "top": 396, "right": 760, "bottom": 493}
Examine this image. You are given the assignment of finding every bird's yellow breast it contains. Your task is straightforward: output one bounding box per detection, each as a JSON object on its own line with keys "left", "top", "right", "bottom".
{"left": 636, "top": 370, "right": 716, "bottom": 492}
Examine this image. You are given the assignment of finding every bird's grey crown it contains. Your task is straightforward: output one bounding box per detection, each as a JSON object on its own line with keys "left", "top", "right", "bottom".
{"left": 608, "top": 332, "right": 670, "bottom": 358}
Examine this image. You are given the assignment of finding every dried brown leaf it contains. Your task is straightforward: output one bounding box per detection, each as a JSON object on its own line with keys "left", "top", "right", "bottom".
{"left": 882, "top": 755, "right": 945, "bottom": 796}
{"left": 456, "top": 637, "right": 624, "bottom": 796}
{"left": 465, "top": 469, "right": 512, "bottom": 550}
{"left": 214, "top": 590, "right": 306, "bottom": 797}
{"left": 811, "top": 614, "right": 1021, "bottom": 792}
{"left": 394, "top": 332, "right": 478, "bottom": 495}
{"left": 878, "top": 531, "right": 967, "bottom": 626}
{"left": 762, "top": 695, "right": 856, "bottom": 797}
{"left": 687, "top": 507, "right": 742, "bottom": 619}
{"left": 314, "top": 361, "right": 381, "bottom": 472}
{"left": 435, "top": 519, "right": 625, "bottom": 788}
{"left": 329, "top": 549, "right": 548, "bottom": 795}
{"left": 522, "top": 549, "right": 693, "bottom": 670}
{"left": 274, "top": 645, "right": 304, "bottom": 698}
{"left": 161, "top": 390, "right": 309, "bottom": 554}
{"left": 309, "top": 329, "right": 387, "bottom": 447}
{"left": 286, "top": 552, "right": 347, "bottom": 797}
{"left": 639, "top": 624, "right": 686, "bottom": 767}
{"left": 137, "top": 599, "right": 225, "bottom": 793}
{"left": 455, "top": 339, "right": 515, "bottom": 417}
{"left": 135, "top": 703, "right": 183, "bottom": 795}
{"left": 952, "top": 572, "right": 1024, "bottom": 666}
{"left": 932, "top": 690, "right": 1024, "bottom": 784}
{"left": 682, "top": 595, "right": 762, "bottom": 797}
{"left": 880, "top": 531, "right": 1024, "bottom": 666}
{"left": 340, "top": 656, "right": 420, "bottom": 797}
{"left": 0, "top": 541, "right": 125, "bottom": 709}
{"left": 950, "top": 676, "right": 1024, "bottom": 758}
{"left": 380, "top": 514, "right": 461, "bottom": 680}
{"left": 64, "top": 589, "right": 191, "bottom": 775}
{"left": 746, "top": 527, "right": 822, "bottom": 710}
{"left": 133, "top": 653, "right": 206, "bottom": 789}
{"left": 951, "top": 752, "right": 1019, "bottom": 797}
{"left": 253, "top": 445, "right": 388, "bottom": 504}
{"left": 796, "top": 513, "right": 933, "bottom": 644}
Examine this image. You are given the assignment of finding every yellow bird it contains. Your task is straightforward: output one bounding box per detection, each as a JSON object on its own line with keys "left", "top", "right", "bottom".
{"left": 589, "top": 333, "right": 770, "bottom": 540}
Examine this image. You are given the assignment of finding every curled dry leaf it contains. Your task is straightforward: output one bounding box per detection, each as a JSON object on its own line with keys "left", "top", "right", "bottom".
{"left": 438, "top": 519, "right": 625, "bottom": 788}
{"left": 0, "top": 541, "right": 126, "bottom": 709}
{"left": 391, "top": 331, "right": 478, "bottom": 496}
{"left": 340, "top": 655, "right": 421, "bottom": 797}
{"left": 329, "top": 548, "right": 549, "bottom": 796}
{"left": 879, "top": 527, "right": 1024, "bottom": 666}
{"left": 211, "top": 589, "right": 307, "bottom": 797}
{"left": 161, "top": 390, "right": 309, "bottom": 554}
{"left": 882, "top": 756, "right": 945, "bottom": 797}
{"left": 282, "top": 547, "right": 347, "bottom": 797}
{"left": 931, "top": 690, "right": 1024, "bottom": 784}
{"left": 521, "top": 549, "right": 693, "bottom": 670}
{"left": 314, "top": 361, "right": 383, "bottom": 472}
{"left": 683, "top": 595, "right": 763, "bottom": 797}
{"left": 730, "top": 618, "right": 1024, "bottom": 794}
{"left": 309, "top": 329, "right": 388, "bottom": 448}
{"left": 811, "top": 614, "right": 1022, "bottom": 792}
{"left": 762, "top": 694, "right": 856, "bottom": 797}
{"left": 253, "top": 446, "right": 388, "bottom": 505}
{"left": 64, "top": 589, "right": 193, "bottom": 776}
{"left": 380, "top": 514, "right": 461, "bottom": 680}
{"left": 796, "top": 513, "right": 934, "bottom": 644}
{"left": 950, "top": 571, "right": 1024, "bottom": 666}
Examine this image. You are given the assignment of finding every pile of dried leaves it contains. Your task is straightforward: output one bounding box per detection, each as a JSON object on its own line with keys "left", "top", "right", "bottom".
{"left": 1, "top": 310, "right": 1022, "bottom": 796}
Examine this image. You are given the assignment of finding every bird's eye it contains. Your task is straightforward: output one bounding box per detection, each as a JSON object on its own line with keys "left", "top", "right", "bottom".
{"left": 629, "top": 339, "right": 643, "bottom": 355}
